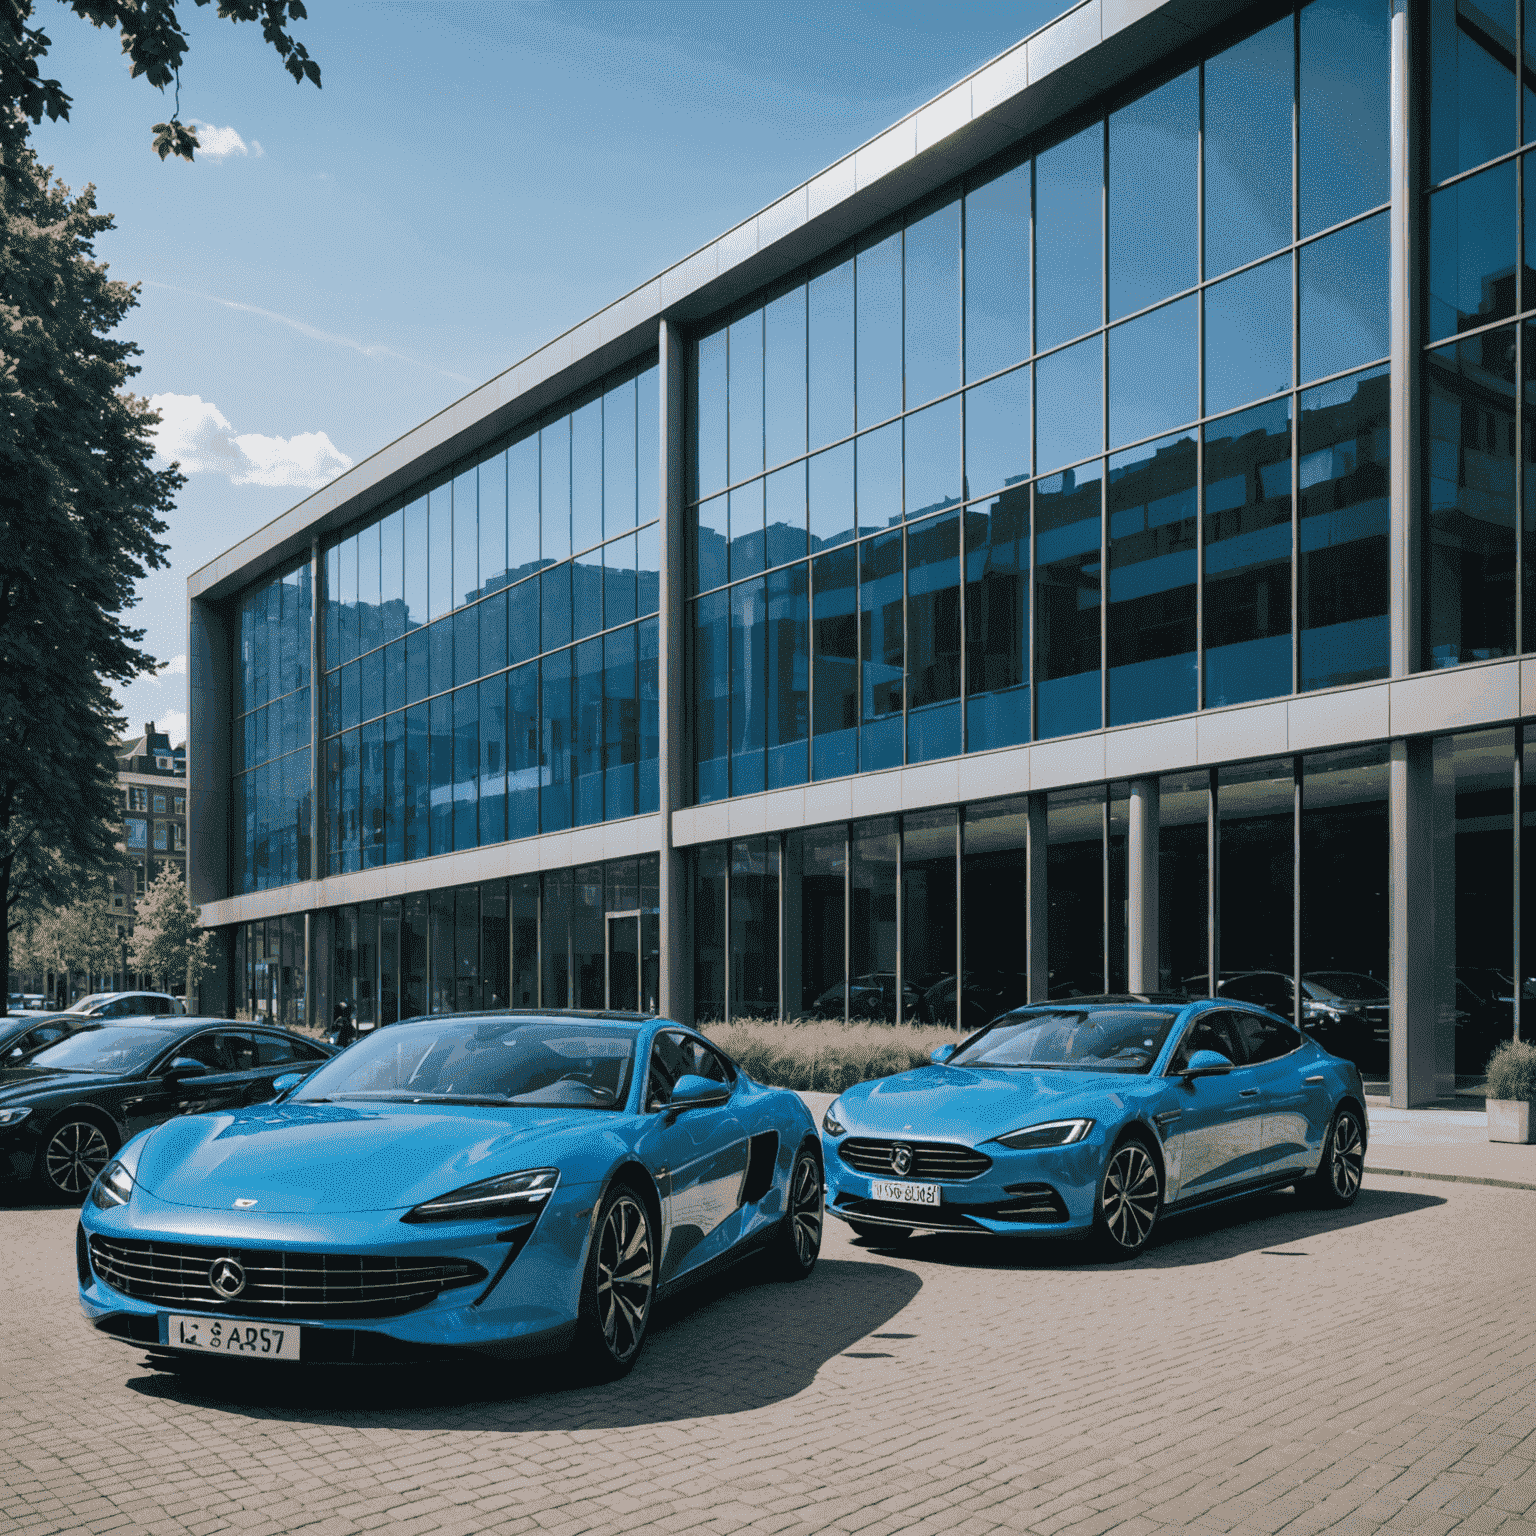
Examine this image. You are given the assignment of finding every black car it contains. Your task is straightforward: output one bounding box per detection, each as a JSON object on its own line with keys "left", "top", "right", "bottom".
{"left": 0, "top": 1014, "right": 82, "bottom": 1068}
{"left": 1180, "top": 970, "right": 1383, "bottom": 1070}
{"left": 0, "top": 1018, "right": 333, "bottom": 1201}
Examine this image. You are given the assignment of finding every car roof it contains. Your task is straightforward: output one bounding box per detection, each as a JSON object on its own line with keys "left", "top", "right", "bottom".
{"left": 389, "top": 1008, "right": 660, "bottom": 1028}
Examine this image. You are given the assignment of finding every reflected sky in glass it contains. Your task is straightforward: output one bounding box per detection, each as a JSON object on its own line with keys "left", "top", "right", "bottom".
{"left": 1109, "top": 295, "right": 1197, "bottom": 450}
{"left": 1299, "top": 0, "right": 1388, "bottom": 237}
{"left": 1300, "top": 213, "right": 1388, "bottom": 383}
{"left": 1036, "top": 336, "right": 1103, "bottom": 473}
{"left": 964, "top": 364, "right": 1030, "bottom": 501}
{"left": 1204, "top": 256, "right": 1291, "bottom": 416}
{"left": 1036, "top": 122, "right": 1103, "bottom": 350}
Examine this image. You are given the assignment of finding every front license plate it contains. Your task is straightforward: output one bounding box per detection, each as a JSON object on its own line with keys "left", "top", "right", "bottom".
{"left": 870, "top": 1179, "right": 941, "bottom": 1206}
{"left": 165, "top": 1314, "right": 301, "bottom": 1361}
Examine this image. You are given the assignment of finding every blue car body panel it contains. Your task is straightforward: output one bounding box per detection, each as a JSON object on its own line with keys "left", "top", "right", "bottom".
{"left": 821, "top": 999, "right": 1365, "bottom": 1240}
{"left": 78, "top": 1015, "right": 817, "bottom": 1361}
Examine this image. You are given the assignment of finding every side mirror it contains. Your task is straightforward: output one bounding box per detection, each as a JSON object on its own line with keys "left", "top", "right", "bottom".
{"left": 1181, "top": 1049, "right": 1234, "bottom": 1081}
{"left": 930, "top": 1043, "right": 956, "bottom": 1065}
{"left": 668, "top": 1073, "right": 730, "bottom": 1112}
{"left": 164, "top": 1057, "right": 210, "bottom": 1079}
{"left": 269, "top": 1070, "right": 309, "bottom": 1101}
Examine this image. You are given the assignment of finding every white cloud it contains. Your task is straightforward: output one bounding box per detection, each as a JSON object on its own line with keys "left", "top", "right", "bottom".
{"left": 160, "top": 654, "right": 188, "bottom": 677}
{"left": 149, "top": 393, "right": 353, "bottom": 491}
{"left": 193, "top": 122, "right": 262, "bottom": 160}
{"left": 158, "top": 711, "right": 188, "bottom": 747}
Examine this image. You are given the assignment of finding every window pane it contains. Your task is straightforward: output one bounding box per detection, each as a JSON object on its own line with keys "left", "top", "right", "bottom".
{"left": 357, "top": 519, "right": 380, "bottom": 657}
{"left": 379, "top": 507, "right": 404, "bottom": 643}
{"left": 540, "top": 560, "right": 571, "bottom": 651}
{"left": 1036, "top": 122, "right": 1103, "bottom": 350}
{"left": 965, "top": 161, "right": 1029, "bottom": 381}
{"left": 604, "top": 532, "right": 637, "bottom": 629}
{"left": 1299, "top": 0, "right": 1389, "bottom": 236}
{"left": 789, "top": 825, "right": 846, "bottom": 1016}
{"left": 905, "top": 198, "right": 960, "bottom": 408}
{"left": 508, "top": 435, "right": 540, "bottom": 582}
{"left": 725, "top": 312, "right": 765, "bottom": 493}
{"left": 906, "top": 511, "right": 961, "bottom": 763}
{"left": 856, "top": 421, "right": 902, "bottom": 535}
{"left": 765, "top": 284, "right": 807, "bottom": 469}
{"left": 902, "top": 808, "right": 955, "bottom": 1024}
{"left": 730, "top": 477, "right": 765, "bottom": 579}
{"left": 1219, "top": 759, "right": 1294, "bottom": 977}
{"left": 965, "top": 364, "right": 1030, "bottom": 502}
{"left": 696, "top": 327, "right": 728, "bottom": 501}
{"left": 1107, "top": 430, "right": 1198, "bottom": 725}
{"left": 1036, "top": 463, "right": 1103, "bottom": 738}
{"left": 905, "top": 395, "right": 962, "bottom": 519}
{"left": 1427, "top": 161, "right": 1516, "bottom": 344}
{"left": 765, "top": 460, "right": 808, "bottom": 567}
{"left": 856, "top": 230, "right": 903, "bottom": 429}
{"left": 809, "top": 439, "right": 855, "bottom": 550}
{"left": 452, "top": 604, "right": 478, "bottom": 687}
{"left": 1428, "top": 0, "right": 1517, "bottom": 185}
{"left": 428, "top": 482, "right": 452, "bottom": 622}
{"left": 360, "top": 647, "right": 383, "bottom": 725}
{"left": 694, "top": 493, "right": 728, "bottom": 592}
{"left": 453, "top": 683, "right": 478, "bottom": 849}
{"left": 859, "top": 529, "right": 904, "bottom": 772}
{"left": 812, "top": 544, "right": 858, "bottom": 778}
{"left": 808, "top": 256, "right": 854, "bottom": 450}
{"left": 730, "top": 837, "right": 780, "bottom": 1018}
{"left": 603, "top": 377, "right": 636, "bottom": 537}
{"left": 1204, "top": 16, "right": 1294, "bottom": 277}
{"left": 479, "top": 673, "right": 506, "bottom": 846}
{"left": 541, "top": 417, "right": 571, "bottom": 561}
{"left": 453, "top": 466, "right": 478, "bottom": 606}
{"left": 478, "top": 588, "right": 507, "bottom": 678}
{"left": 572, "top": 396, "right": 602, "bottom": 555}
{"left": 1527, "top": 319, "right": 1536, "bottom": 645}
{"left": 1048, "top": 785, "right": 1104, "bottom": 994}
{"left": 1204, "top": 255, "right": 1292, "bottom": 416}
{"left": 508, "top": 575, "right": 538, "bottom": 663}
{"left": 541, "top": 868, "right": 571, "bottom": 1008}
{"left": 637, "top": 522, "right": 659, "bottom": 618}
{"left": 694, "top": 845, "right": 727, "bottom": 1019}
{"left": 1036, "top": 335, "right": 1103, "bottom": 474}
{"left": 731, "top": 578, "right": 767, "bottom": 796}
{"left": 1425, "top": 329, "right": 1517, "bottom": 667}
{"left": 1204, "top": 397, "right": 1294, "bottom": 706}
{"left": 1158, "top": 770, "right": 1208, "bottom": 993}
{"left": 404, "top": 703, "right": 428, "bottom": 860}
{"left": 603, "top": 624, "right": 637, "bottom": 821}
{"left": 573, "top": 544, "right": 603, "bottom": 640}
{"left": 574, "top": 637, "right": 603, "bottom": 826}
{"left": 1109, "top": 295, "right": 1197, "bottom": 449}
{"left": 384, "top": 709, "right": 404, "bottom": 864}
{"left": 403, "top": 494, "right": 428, "bottom": 632}
{"left": 337, "top": 533, "right": 357, "bottom": 666}
{"left": 639, "top": 617, "right": 659, "bottom": 813}
{"left": 429, "top": 693, "right": 453, "bottom": 855}
{"left": 1299, "top": 365, "right": 1390, "bottom": 690}
{"left": 508, "top": 661, "right": 538, "bottom": 840}
{"left": 1300, "top": 212, "right": 1389, "bottom": 383}
{"left": 964, "top": 488, "right": 1030, "bottom": 751}
{"left": 361, "top": 719, "right": 384, "bottom": 868}
{"left": 1108, "top": 67, "right": 1197, "bottom": 318}
{"left": 637, "top": 365, "right": 659, "bottom": 528}
{"left": 695, "top": 590, "right": 729, "bottom": 802}
{"left": 850, "top": 817, "right": 899, "bottom": 1019}
{"left": 540, "top": 647, "right": 573, "bottom": 831}
{"left": 511, "top": 874, "right": 537, "bottom": 1006}
{"left": 766, "top": 561, "right": 809, "bottom": 788}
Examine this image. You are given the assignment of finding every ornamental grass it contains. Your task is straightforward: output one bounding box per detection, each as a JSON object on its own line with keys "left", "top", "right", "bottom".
{"left": 700, "top": 1017, "right": 949, "bottom": 1094}
{"left": 1485, "top": 1039, "right": 1536, "bottom": 1102}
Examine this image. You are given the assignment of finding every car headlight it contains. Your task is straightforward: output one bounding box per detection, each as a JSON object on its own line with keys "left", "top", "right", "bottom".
{"left": 401, "top": 1167, "right": 560, "bottom": 1223}
{"left": 89, "top": 1159, "right": 135, "bottom": 1210}
{"left": 822, "top": 1100, "right": 846, "bottom": 1137}
{"left": 993, "top": 1118, "right": 1095, "bottom": 1150}
{"left": 0, "top": 1107, "right": 31, "bottom": 1128}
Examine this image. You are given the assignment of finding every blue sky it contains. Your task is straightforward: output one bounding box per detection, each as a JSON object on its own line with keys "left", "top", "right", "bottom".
{"left": 31, "top": 0, "right": 1060, "bottom": 744}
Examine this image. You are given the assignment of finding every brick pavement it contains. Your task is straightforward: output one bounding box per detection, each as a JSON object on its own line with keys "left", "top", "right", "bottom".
{"left": 4, "top": 1177, "right": 1536, "bottom": 1536}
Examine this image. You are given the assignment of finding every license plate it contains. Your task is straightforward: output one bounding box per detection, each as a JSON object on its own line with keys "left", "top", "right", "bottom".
{"left": 165, "top": 1314, "right": 301, "bottom": 1360}
{"left": 870, "top": 1179, "right": 940, "bottom": 1206}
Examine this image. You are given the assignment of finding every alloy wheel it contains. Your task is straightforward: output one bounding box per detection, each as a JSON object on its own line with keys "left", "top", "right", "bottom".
{"left": 789, "top": 1153, "right": 823, "bottom": 1268}
{"left": 595, "top": 1192, "right": 653, "bottom": 1363}
{"left": 1329, "top": 1111, "right": 1364, "bottom": 1200}
{"left": 45, "top": 1120, "right": 111, "bottom": 1197}
{"left": 1101, "top": 1142, "right": 1159, "bottom": 1251}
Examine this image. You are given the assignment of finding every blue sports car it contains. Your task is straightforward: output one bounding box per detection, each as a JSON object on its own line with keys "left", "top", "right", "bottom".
{"left": 821, "top": 997, "right": 1367, "bottom": 1260}
{"left": 78, "top": 1011, "right": 823, "bottom": 1378}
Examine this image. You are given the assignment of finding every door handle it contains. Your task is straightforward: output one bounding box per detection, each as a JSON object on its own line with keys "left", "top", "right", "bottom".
{"left": 1304, "top": 1075, "right": 1324, "bottom": 1084}
{"left": 1239, "top": 1088, "right": 1259, "bottom": 1098}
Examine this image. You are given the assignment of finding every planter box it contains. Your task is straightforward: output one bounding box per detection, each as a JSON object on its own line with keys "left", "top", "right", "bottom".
{"left": 1488, "top": 1099, "right": 1535, "bottom": 1144}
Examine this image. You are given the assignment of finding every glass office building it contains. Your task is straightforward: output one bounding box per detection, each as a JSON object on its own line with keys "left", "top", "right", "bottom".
{"left": 190, "top": 0, "right": 1536, "bottom": 1104}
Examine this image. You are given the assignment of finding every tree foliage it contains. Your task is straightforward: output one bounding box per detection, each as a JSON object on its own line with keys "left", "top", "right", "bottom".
{"left": 127, "top": 863, "right": 209, "bottom": 996}
{"left": 2, "top": 0, "right": 321, "bottom": 161}
{"left": 0, "top": 136, "right": 179, "bottom": 1012}
{"left": 14, "top": 885, "right": 122, "bottom": 986}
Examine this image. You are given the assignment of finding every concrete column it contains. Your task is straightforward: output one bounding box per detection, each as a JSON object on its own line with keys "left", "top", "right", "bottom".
{"left": 1127, "top": 778, "right": 1160, "bottom": 994}
{"left": 656, "top": 319, "right": 691, "bottom": 1025}
{"left": 1026, "top": 793, "right": 1049, "bottom": 1001}
{"left": 186, "top": 596, "right": 231, "bottom": 914}
{"left": 1388, "top": 0, "right": 1420, "bottom": 679}
{"left": 1389, "top": 738, "right": 1438, "bottom": 1107}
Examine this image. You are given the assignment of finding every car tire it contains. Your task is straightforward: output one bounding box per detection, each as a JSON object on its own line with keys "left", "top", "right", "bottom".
{"left": 1304, "top": 1105, "right": 1365, "bottom": 1209}
{"left": 572, "top": 1180, "right": 656, "bottom": 1380}
{"left": 768, "top": 1143, "right": 823, "bottom": 1281}
{"left": 34, "top": 1115, "right": 116, "bottom": 1204}
{"left": 846, "top": 1219, "right": 911, "bottom": 1244}
{"left": 1090, "top": 1136, "right": 1162, "bottom": 1261}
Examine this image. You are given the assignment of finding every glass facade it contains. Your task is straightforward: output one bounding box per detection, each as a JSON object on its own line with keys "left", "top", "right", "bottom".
{"left": 689, "top": 0, "right": 1390, "bottom": 800}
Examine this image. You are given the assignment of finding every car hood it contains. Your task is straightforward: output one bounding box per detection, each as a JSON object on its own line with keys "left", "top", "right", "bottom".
{"left": 132, "top": 1100, "right": 623, "bottom": 1213}
{"left": 835, "top": 1064, "right": 1156, "bottom": 1141}
{"left": 0, "top": 1068, "right": 122, "bottom": 1098}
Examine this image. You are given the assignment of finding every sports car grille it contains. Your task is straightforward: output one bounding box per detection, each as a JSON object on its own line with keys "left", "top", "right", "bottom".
{"left": 87, "top": 1236, "right": 487, "bottom": 1320}
{"left": 838, "top": 1138, "right": 992, "bottom": 1181}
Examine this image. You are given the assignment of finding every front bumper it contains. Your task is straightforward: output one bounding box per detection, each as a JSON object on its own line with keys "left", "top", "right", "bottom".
{"left": 78, "top": 1176, "right": 602, "bottom": 1360}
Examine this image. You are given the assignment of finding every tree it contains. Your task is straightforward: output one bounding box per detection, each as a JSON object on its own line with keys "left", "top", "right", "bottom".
{"left": 0, "top": 136, "right": 181, "bottom": 1013}
{"left": 3, "top": 1, "right": 322, "bottom": 161}
{"left": 15, "top": 887, "right": 122, "bottom": 996}
{"left": 128, "top": 864, "right": 209, "bottom": 998}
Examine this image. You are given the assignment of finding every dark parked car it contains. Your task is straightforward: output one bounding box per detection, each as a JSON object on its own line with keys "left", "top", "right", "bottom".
{"left": 0, "top": 1019, "right": 332, "bottom": 1201}
{"left": 1180, "top": 971, "right": 1383, "bottom": 1070}
{"left": 0, "top": 1014, "right": 81, "bottom": 1068}
{"left": 806, "top": 973, "right": 921, "bottom": 1022}
{"left": 918, "top": 970, "right": 1031, "bottom": 1030}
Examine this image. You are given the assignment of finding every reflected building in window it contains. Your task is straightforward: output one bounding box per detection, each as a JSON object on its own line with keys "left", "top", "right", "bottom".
{"left": 190, "top": 0, "right": 1536, "bottom": 1109}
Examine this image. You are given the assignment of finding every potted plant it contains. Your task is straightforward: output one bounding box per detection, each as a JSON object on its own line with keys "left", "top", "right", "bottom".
{"left": 1485, "top": 1040, "right": 1536, "bottom": 1143}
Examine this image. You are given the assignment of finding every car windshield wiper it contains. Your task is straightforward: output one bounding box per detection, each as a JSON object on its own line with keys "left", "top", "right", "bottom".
{"left": 952, "top": 1060, "right": 1071, "bottom": 1070}
{"left": 327, "top": 1090, "right": 512, "bottom": 1106}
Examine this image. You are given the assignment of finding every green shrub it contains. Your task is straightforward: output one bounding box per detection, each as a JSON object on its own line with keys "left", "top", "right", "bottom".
{"left": 1485, "top": 1039, "right": 1536, "bottom": 1101}
{"left": 700, "top": 1017, "right": 948, "bottom": 1093}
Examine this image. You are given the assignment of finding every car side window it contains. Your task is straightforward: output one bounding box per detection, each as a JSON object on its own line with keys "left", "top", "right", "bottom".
{"left": 221, "top": 1032, "right": 259, "bottom": 1072}
{"left": 1168, "top": 1011, "right": 1247, "bottom": 1072}
{"left": 252, "top": 1033, "right": 303, "bottom": 1066}
{"left": 646, "top": 1032, "right": 733, "bottom": 1111}
{"left": 175, "top": 1032, "right": 229, "bottom": 1070}
{"left": 1235, "top": 1012, "right": 1301, "bottom": 1064}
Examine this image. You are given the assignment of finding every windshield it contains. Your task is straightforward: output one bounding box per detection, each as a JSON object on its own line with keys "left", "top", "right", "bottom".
{"left": 1306, "top": 972, "right": 1387, "bottom": 1001}
{"left": 948, "top": 1007, "right": 1181, "bottom": 1074}
{"left": 64, "top": 994, "right": 113, "bottom": 1015}
{"left": 292, "top": 1017, "right": 639, "bottom": 1108}
{"left": 22, "top": 1024, "right": 182, "bottom": 1075}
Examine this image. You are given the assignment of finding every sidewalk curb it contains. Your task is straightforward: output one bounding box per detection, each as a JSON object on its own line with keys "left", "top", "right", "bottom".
{"left": 1366, "top": 1164, "right": 1536, "bottom": 1194}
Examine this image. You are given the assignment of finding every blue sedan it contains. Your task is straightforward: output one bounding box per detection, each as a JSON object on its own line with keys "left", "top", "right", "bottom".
{"left": 821, "top": 998, "right": 1367, "bottom": 1260}
{"left": 78, "top": 1012, "right": 823, "bottom": 1377}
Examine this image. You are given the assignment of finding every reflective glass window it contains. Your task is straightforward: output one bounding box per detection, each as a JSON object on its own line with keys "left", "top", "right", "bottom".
{"left": 541, "top": 560, "right": 571, "bottom": 651}
{"left": 859, "top": 530, "right": 904, "bottom": 771}
{"left": 604, "top": 533, "right": 637, "bottom": 629}
{"left": 508, "top": 435, "right": 540, "bottom": 582}
{"left": 730, "top": 310, "right": 764, "bottom": 484}
{"left": 572, "top": 397, "right": 603, "bottom": 555}
{"left": 480, "top": 588, "right": 507, "bottom": 678}
{"left": 789, "top": 825, "right": 846, "bottom": 1016}
{"left": 452, "top": 605, "right": 478, "bottom": 688}
{"left": 696, "top": 327, "right": 727, "bottom": 502}
{"left": 404, "top": 703, "right": 428, "bottom": 861}
{"left": 1428, "top": 0, "right": 1517, "bottom": 186}
{"left": 902, "top": 808, "right": 956, "bottom": 1025}
{"left": 1036, "top": 122, "right": 1103, "bottom": 350}
{"left": 540, "top": 647, "right": 573, "bottom": 831}
{"left": 766, "top": 561, "right": 809, "bottom": 789}
{"left": 508, "top": 575, "right": 538, "bottom": 663}
{"left": 964, "top": 160, "right": 1029, "bottom": 382}
{"left": 639, "top": 616, "right": 659, "bottom": 814}
{"left": 730, "top": 478, "right": 765, "bottom": 580}
{"left": 1299, "top": 365, "right": 1390, "bottom": 690}
{"left": 856, "top": 230, "right": 903, "bottom": 429}
{"left": 964, "top": 364, "right": 1030, "bottom": 502}
{"left": 850, "top": 818, "right": 899, "bottom": 1019}
{"left": 360, "top": 647, "right": 383, "bottom": 724}
{"left": 1300, "top": 213, "right": 1389, "bottom": 383}
{"left": 808, "top": 257, "right": 854, "bottom": 450}
{"left": 809, "top": 440, "right": 855, "bottom": 550}
{"left": 1158, "top": 770, "right": 1209, "bottom": 993}
{"left": 1527, "top": 319, "right": 1536, "bottom": 640}
{"left": 541, "top": 417, "right": 571, "bottom": 561}
{"left": 905, "top": 198, "right": 960, "bottom": 408}
{"left": 694, "top": 844, "right": 727, "bottom": 1020}
{"left": 1204, "top": 255, "right": 1292, "bottom": 416}
{"left": 694, "top": 493, "right": 728, "bottom": 592}
{"left": 964, "top": 488, "right": 1030, "bottom": 751}
{"left": 575, "top": 637, "right": 603, "bottom": 827}
{"left": 405, "top": 627, "right": 427, "bottom": 703}
{"left": 1108, "top": 67, "right": 1197, "bottom": 319}
{"left": 765, "top": 285, "right": 807, "bottom": 469}
{"left": 730, "top": 837, "right": 780, "bottom": 1019}
{"left": 541, "top": 867, "right": 571, "bottom": 1009}
{"left": 380, "top": 507, "right": 405, "bottom": 642}
{"left": 603, "top": 623, "right": 638, "bottom": 821}
{"left": 1299, "top": 0, "right": 1389, "bottom": 237}
{"left": 1036, "top": 335, "right": 1103, "bottom": 474}
{"left": 1036, "top": 462, "right": 1103, "bottom": 739}
{"left": 1048, "top": 786, "right": 1105, "bottom": 994}
{"left": 1219, "top": 759, "right": 1295, "bottom": 976}
{"left": 1204, "top": 397, "right": 1294, "bottom": 706}
{"left": 453, "top": 684, "right": 478, "bottom": 849}
{"left": 1204, "top": 16, "right": 1294, "bottom": 277}
{"left": 1107, "top": 430, "right": 1198, "bottom": 725}
{"left": 1109, "top": 296, "right": 1197, "bottom": 450}
{"left": 479, "top": 673, "right": 507, "bottom": 847}
{"left": 507, "top": 661, "right": 538, "bottom": 840}
{"left": 357, "top": 519, "right": 381, "bottom": 657}
{"left": 453, "top": 466, "right": 478, "bottom": 606}
{"left": 340, "top": 660, "right": 359, "bottom": 732}
{"left": 384, "top": 711, "right": 405, "bottom": 864}
{"left": 428, "top": 693, "right": 453, "bottom": 855}
{"left": 428, "top": 615, "right": 452, "bottom": 697}
{"left": 1427, "top": 161, "right": 1517, "bottom": 344}
{"left": 341, "top": 728, "right": 361, "bottom": 874}
{"left": 905, "top": 395, "right": 962, "bottom": 520}
{"left": 604, "top": 376, "right": 637, "bottom": 537}
{"left": 573, "top": 544, "right": 604, "bottom": 641}
{"left": 906, "top": 511, "right": 961, "bottom": 764}
{"left": 765, "top": 461, "right": 808, "bottom": 567}
{"left": 637, "top": 366, "right": 659, "bottom": 528}
{"left": 812, "top": 544, "right": 858, "bottom": 779}
{"left": 637, "top": 522, "right": 660, "bottom": 618}
{"left": 323, "top": 543, "right": 339, "bottom": 673}
{"left": 361, "top": 719, "right": 384, "bottom": 869}
{"left": 428, "top": 482, "right": 452, "bottom": 622}
{"left": 337, "top": 533, "right": 357, "bottom": 666}
{"left": 856, "top": 421, "right": 902, "bottom": 535}
{"left": 695, "top": 590, "right": 729, "bottom": 803}
{"left": 731, "top": 578, "right": 767, "bottom": 796}
{"left": 404, "top": 494, "right": 428, "bottom": 632}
